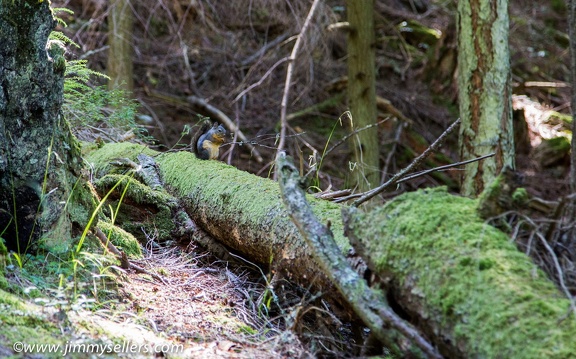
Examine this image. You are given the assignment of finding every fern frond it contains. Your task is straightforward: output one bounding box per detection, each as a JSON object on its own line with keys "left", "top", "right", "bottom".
{"left": 49, "top": 31, "right": 79, "bottom": 48}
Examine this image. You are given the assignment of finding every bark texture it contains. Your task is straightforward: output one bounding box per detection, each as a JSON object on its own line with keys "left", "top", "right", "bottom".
{"left": 0, "top": 1, "right": 83, "bottom": 252}
{"left": 347, "top": 0, "right": 379, "bottom": 191}
{"left": 457, "top": 0, "right": 514, "bottom": 197}
{"left": 568, "top": 0, "right": 576, "bottom": 197}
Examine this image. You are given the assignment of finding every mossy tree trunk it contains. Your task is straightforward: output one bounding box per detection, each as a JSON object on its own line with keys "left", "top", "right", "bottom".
{"left": 0, "top": 1, "right": 84, "bottom": 252}
{"left": 344, "top": 188, "right": 576, "bottom": 358}
{"left": 107, "top": 0, "right": 134, "bottom": 93}
{"left": 347, "top": 0, "right": 379, "bottom": 192}
{"left": 457, "top": 0, "right": 515, "bottom": 197}
{"left": 87, "top": 143, "right": 576, "bottom": 357}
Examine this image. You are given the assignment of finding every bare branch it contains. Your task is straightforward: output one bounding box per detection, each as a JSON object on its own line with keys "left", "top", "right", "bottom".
{"left": 277, "top": 0, "right": 321, "bottom": 155}
{"left": 277, "top": 152, "right": 442, "bottom": 359}
{"left": 233, "top": 57, "right": 290, "bottom": 103}
{"left": 396, "top": 153, "right": 496, "bottom": 185}
{"left": 352, "top": 118, "right": 461, "bottom": 207}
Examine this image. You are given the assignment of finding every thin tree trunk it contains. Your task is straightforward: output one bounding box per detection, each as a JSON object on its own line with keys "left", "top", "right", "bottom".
{"left": 457, "top": 0, "right": 514, "bottom": 197}
{"left": 108, "top": 0, "right": 134, "bottom": 93}
{"left": 567, "top": 0, "right": 576, "bottom": 198}
{"left": 347, "top": 0, "right": 379, "bottom": 192}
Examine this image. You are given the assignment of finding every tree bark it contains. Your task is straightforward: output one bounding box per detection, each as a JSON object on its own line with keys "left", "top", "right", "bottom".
{"left": 457, "top": 0, "right": 515, "bottom": 197}
{"left": 347, "top": 0, "right": 379, "bottom": 192}
{"left": 567, "top": 0, "right": 576, "bottom": 207}
{"left": 0, "top": 0, "right": 84, "bottom": 252}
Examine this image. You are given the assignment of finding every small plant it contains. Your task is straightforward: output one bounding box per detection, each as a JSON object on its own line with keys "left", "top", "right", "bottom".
{"left": 50, "top": 8, "right": 141, "bottom": 139}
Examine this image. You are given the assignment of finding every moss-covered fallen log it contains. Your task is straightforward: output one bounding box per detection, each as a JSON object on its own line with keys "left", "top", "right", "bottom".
{"left": 343, "top": 187, "right": 576, "bottom": 358}
{"left": 85, "top": 142, "right": 349, "bottom": 299}
{"left": 86, "top": 143, "right": 576, "bottom": 357}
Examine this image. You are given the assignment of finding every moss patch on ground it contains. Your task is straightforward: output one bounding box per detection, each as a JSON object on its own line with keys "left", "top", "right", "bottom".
{"left": 345, "top": 187, "right": 576, "bottom": 358}
{"left": 0, "top": 288, "right": 68, "bottom": 358}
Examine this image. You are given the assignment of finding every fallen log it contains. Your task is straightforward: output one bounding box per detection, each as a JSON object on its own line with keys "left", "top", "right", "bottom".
{"left": 86, "top": 142, "right": 576, "bottom": 358}
{"left": 343, "top": 186, "right": 576, "bottom": 358}
{"left": 86, "top": 142, "right": 349, "bottom": 300}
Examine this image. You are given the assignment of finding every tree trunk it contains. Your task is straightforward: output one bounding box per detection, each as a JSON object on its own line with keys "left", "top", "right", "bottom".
{"left": 87, "top": 142, "right": 576, "bottom": 358}
{"left": 344, "top": 187, "right": 576, "bottom": 358}
{"left": 107, "top": 0, "right": 134, "bottom": 93}
{"left": 85, "top": 143, "right": 350, "bottom": 302}
{"left": 457, "top": 0, "right": 514, "bottom": 197}
{"left": 0, "top": 1, "right": 84, "bottom": 253}
{"left": 347, "top": 0, "right": 379, "bottom": 192}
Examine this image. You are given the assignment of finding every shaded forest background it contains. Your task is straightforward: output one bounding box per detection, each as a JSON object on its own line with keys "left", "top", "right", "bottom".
{"left": 55, "top": 0, "right": 572, "bottom": 200}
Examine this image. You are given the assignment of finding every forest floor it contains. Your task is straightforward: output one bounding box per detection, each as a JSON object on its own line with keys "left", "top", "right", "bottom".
{"left": 114, "top": 245, "right": 311, "bottom": 358}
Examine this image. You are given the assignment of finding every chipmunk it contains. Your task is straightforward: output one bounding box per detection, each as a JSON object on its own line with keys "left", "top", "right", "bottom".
{"left": 192, "top": 120, "right": 227, "bottom": 160}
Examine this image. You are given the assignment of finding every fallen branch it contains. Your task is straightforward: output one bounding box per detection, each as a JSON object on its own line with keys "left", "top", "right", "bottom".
{"left": 396, "top": 153, "right": 495, "bottom": 185}
{"left": 277, "top": 152, "right": 442, "bottom": 359}
{"left": 352, "top": 118, "right": 461, "bottom": 206}
{"left": 334, "top": 153, "right": 494, "bottom": 203}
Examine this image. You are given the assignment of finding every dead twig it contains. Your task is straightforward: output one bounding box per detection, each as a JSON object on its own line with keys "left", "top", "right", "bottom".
{"left": 233, "top": 57, "right": 290, "bottom": 102}
{"left": 277, "top": 0, "right": 321, "bottom": 155}
{"left": 334, "top": 153, "right": 494, "bottom": 203}
{"left": 304, "top": 117, "right": 389, "bottom": 180}
{"left": 396, "top": 153, "right": 496, "bottom": 185}
{"left": 381, "top": 121, "right": 405, "bottom": 183}
{"left": 352, "top": 118, "right": 461, "bottom": 207}
{"left": 94, "top": 227, "right": 168, "bottom": 285}
{"left": 240, "top": 32, "right": 291, "bottom": 67}
{"left": 536, "top": 231, "right": 576, "bottom": 319}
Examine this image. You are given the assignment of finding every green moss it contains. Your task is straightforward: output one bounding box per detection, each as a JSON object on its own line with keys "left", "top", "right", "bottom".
{"left": 97, "top": 221, "right": 142, "bottom": 258}
{"left": 548, "top": 111, "right": 572, "bottom": 125}
{"left": 94, "top": 174, "right": 175, "bottom": 242}
{"left": 158, "top": 151, "right": 279, "bottom": 219}
{"left": 157, "top": 150, "right": 350, "bottom": 251}
{"left": 542, "top": 136, "right": 570, "bottom": 152}
{"left": 0, "top": 289, "right": 65, "bottom": 358}
{"left": 512, "top": 187, "right": 529, "bottom": 205}
{"left": 83, "top": 142, "right": 157, "bottom": 178}
{"left": 0, "top": 238, "right": 6, "bottom": 257}
{"left": 0, "top": 238, "right": 6, "bottom": 284}
{"left": 551, "top": 0, "right": 567, "bottom": 12}
{"left": 346, "top": 187, "right": 576, "bottom": 358}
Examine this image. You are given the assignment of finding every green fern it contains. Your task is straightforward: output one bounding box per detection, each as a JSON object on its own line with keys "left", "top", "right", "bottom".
{"left": 49, "top": 7, "right": 141, "bottom": 135}
{"left": 49, "top": 8, "right": 79, "bottom": 48}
